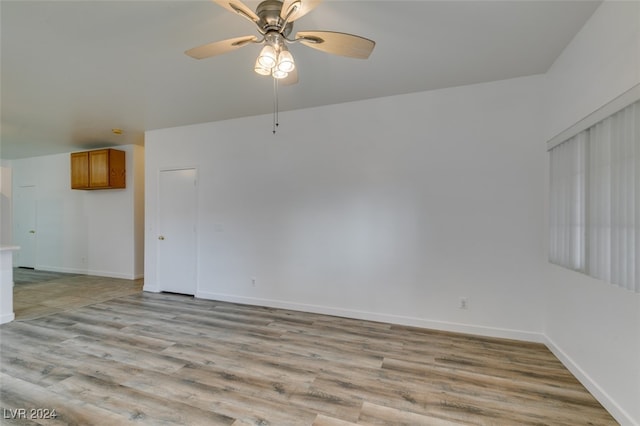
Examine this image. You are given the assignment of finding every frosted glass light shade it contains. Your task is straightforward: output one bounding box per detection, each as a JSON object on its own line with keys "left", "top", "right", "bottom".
{"left": 257, "top": 45, "right": 277, "bottom": 69}
{"left": 276, "top": 50, "right": 295, "bottom": 73}
{"left": 272, "top": 69, "right": 288, "bottom": 79}
{"left": 254, "top": 58, "right": 271, "bottom": 76}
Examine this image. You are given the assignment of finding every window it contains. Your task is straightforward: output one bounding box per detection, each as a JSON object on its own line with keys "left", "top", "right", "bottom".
{"left": 549, "top": 100, "right": 639, "bottom": 293}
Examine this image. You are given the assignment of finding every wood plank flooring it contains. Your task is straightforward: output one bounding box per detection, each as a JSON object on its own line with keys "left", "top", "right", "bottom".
{"left": 13, "top": 268, "right": 81, "bottom": 285}
{"left": 1, "top": 277, "right": 617, "bottom": 425}
{"left": 12, "top": 273, "right": 143, "bottom": 320}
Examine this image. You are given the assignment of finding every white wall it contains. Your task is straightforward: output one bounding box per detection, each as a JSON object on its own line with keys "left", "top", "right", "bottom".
{"left": 133, "top": 145, "right": 145, "bottom": 280}
{"left": 146, "top": 74, "right": 547, "bottom": 341}
{"left": 543, "top": 1, "right": 640, "bottom": 425}
{"left": 544, "top": 0, "right": 640, "bottom": 141}
{"left": 0, "top": 160, "right": 16, "bottom": 324}
{"left": 11, "top": 145, "right": 144, "bottom": 279}
{"left": 0, "top": 161, "right": 12, "bottom": 245}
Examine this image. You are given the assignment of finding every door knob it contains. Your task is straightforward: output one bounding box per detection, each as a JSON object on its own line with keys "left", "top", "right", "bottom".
{"left": 158, "top": 235, "right": 165, "bottom": 240}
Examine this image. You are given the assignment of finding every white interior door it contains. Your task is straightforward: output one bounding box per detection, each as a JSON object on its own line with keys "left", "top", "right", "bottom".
{"left": 14, "top": 185, "right": 36, "bottom": 268}
{"left": 158, "top": 169, "right": 197, "bottom": 295}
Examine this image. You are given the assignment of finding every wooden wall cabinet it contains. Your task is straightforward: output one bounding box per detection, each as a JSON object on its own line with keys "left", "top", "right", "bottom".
{"left": 71, "top": 149, "right": 125, "bottom": 190}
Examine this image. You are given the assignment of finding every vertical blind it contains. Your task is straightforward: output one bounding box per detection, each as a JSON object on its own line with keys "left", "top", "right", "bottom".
{"left": 549, "top": 100, "right": 640, "bottom": 293}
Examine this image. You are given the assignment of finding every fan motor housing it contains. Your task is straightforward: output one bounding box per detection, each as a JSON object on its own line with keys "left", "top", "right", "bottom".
{"left": 256, "top": 0, "right": 293, "bottom": 37}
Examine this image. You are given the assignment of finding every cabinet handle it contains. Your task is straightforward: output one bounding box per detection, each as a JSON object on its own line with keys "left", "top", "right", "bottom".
{"left": 29, "top": 230, "right": 36, "bottom": 234}
{"left": 158, "top": 236, "right": 165, "bottom": 240}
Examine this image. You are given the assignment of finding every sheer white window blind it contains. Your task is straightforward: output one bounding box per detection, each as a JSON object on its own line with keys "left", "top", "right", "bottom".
{"left": 549, "top": 99, "right": 640, "bottom": 293}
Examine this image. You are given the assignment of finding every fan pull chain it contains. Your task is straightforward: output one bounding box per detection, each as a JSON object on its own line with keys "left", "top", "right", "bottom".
{"left": 272, "top": 78, "right": 280, "bottom": 134}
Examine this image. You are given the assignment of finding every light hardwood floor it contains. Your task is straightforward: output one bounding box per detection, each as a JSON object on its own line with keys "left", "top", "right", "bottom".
{"left": 11, "top": 272, "right": 143, "bottom": 320}
{"left": 1, "top": 276, "right": 617, "bottom": 425}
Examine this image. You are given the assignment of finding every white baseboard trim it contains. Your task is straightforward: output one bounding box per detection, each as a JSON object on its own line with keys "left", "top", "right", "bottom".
{"left": 0, "top": 313, "right": 15, "bottom": 324}
{"left": 31, "top": 265, "right": 83, "bottom": 275}
{"left": 544, "top": 336, "right": 637, "bottom": 426}
{"left": 34, "top": 265, "right": 139, "bottom": 280}
{"left": 85, "top": 270, "right": 137, "bottom": 280}
{"left": 195, "top": 291, "right": 544, "bottom": 343}
{"left": 143, "top": 285, "right": 160, "bottom": 293}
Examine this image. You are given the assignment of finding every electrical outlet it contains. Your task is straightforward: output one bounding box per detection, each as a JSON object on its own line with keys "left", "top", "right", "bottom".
{"left": 459, "top": 297, "right": 468, "bottom": 310}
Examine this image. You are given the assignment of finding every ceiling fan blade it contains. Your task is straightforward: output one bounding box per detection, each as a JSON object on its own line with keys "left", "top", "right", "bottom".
{"left": 280, "top": 0, "right": 322, "bottom": 22}
{"left": 280, "top": 67, "right": 299, "bottom": 86}
{"left": 185, "top": 35, "right": 258, "bottom": 60}
{"left": 296, "top": 31, "right": 375, "bottom": 59}
{"left": 212, "top": 0, "right": 259, "bottom": 23}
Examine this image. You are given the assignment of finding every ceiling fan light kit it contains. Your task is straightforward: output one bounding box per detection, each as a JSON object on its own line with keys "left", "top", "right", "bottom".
{"left": 186, "top": 0, "right": 375, "bottom": 131}
{"left": 255, "top": 32, "right": 295, "bottom": 79}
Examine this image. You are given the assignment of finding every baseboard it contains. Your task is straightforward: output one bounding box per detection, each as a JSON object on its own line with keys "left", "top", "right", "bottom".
{"left": 32, "top": 265, "right": 84, "bottom": 275}
{"left": 195, "top": 291, "right": 545, "bottom": 343}
{"left": 85, "top": 269, "right": 137, "bottom": 280}
{"left": 0, "top": 312, "right": 15, "bottom": 325}
{"left": 35, "top": 265, "right": 139, "bottom": 280}
{"left": 544, "top": 335, "right": 638, "bottom": 426}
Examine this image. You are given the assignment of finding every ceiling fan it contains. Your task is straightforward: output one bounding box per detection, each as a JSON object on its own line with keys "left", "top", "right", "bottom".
{"left": 185, "top": 0, "right": 376, "bottom": 85}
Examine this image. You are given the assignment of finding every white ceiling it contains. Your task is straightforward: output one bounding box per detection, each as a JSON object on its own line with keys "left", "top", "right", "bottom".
{"left": 1, "top": 0, "right": 601, "bottom": 159}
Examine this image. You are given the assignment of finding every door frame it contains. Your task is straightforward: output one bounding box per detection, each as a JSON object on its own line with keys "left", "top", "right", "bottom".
{"left": 156, "top": 167, "right": 199, "bottom": 295}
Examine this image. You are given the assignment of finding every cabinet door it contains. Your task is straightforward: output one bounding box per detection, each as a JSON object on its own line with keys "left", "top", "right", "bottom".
{"left": 107, "top": 149, "right": 126, "bottom": 188}
{"left": 89, "top": 149, "right": 110, "bottom": 188}
{"left": 70, "top": 152, "right": 89, "bottom": 188}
